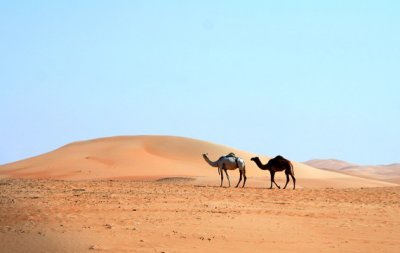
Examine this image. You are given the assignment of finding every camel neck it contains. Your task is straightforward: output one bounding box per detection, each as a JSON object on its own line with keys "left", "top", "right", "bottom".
{"left": 203, "top": 155, "right": 218, "bottom": 167}
{"left": 253, "top": 158, "right": 268, "bottom": 170}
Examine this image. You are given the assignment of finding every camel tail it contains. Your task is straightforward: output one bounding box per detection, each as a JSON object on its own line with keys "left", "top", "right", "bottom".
{"left": 290, "top": 161, "right": 294, "bottom": 176}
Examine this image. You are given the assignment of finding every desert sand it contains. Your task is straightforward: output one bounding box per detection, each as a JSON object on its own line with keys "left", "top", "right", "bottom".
{"left": 0, "top": 180, "right": 399, "bottom": 253}
{"left": 0, "top": 136, "right": 399, "bottom": 252}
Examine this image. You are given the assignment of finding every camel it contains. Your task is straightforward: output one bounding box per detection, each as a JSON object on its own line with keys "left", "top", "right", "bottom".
{"left": 250, "top": 156, "right": 296, "bottom": 189}
{"left": 202, "top": 153, "right": 247, "bottom": 187}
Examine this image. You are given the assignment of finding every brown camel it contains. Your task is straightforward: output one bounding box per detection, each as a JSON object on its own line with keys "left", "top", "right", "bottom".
{"left": 250, "top": 156, "right": 296, "bottom": 189}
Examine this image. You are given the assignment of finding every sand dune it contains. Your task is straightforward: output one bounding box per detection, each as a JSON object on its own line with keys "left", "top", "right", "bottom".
{"left": 0, "top": 135, "right": 396, "bottom": 188}
{"left": 305, "top": 159, "right": 400, "bottom": 184}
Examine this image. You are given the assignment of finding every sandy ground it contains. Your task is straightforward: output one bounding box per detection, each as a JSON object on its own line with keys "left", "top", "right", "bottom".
{"left": 1, "top": 179, "right": 399, "bottom": 253}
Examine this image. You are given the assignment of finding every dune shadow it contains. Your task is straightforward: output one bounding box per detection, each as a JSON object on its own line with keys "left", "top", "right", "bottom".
{"left": 155, "top": 177, "right": 196, "bottom": 183}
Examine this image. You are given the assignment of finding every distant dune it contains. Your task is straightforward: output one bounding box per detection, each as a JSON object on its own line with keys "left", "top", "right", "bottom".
{"left": 305, "top": 159, "right": 400, "bottom": 184}
{"left": 305, "top": 159, "right": 358, "bottom": 170}
{"left": 0, "top": 135, "right": 396, "bottom": 188}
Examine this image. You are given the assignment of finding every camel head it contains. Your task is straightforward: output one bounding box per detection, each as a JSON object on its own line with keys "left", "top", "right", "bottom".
{"left": 250, "top": 157, "right": 259, "bottom": 162}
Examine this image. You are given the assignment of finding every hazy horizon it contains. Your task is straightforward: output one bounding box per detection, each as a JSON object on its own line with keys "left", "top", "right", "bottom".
{"left": 1, "top": 1, "right": 399, "bottom": 165}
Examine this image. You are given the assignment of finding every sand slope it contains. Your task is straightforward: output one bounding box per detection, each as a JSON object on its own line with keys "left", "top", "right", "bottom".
{"left": 305, "top": 159, "right": 400, "bottom": 184}
{"left": 0, "top": 136, "right": 396, "bottom": 188}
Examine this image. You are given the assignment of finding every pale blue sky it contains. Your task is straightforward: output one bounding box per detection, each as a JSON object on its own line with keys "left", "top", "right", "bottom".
{"left": 1, "top": 1, "right": 399, "bottom": 165}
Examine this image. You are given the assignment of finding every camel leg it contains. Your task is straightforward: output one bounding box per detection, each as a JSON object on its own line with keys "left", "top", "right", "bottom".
{"left": 220, "top": 167, "right": 224, "bottom": 187}
{"left": 271, "top": 172, "right": 280, "bottom": 189}
{"left": 283, "top": 172, "right": 290, "bottom": 189}
{"left": 235, "top": 171, "right": 242, "bottom": 188}
{"left": 291, "top": 174, "right": 296, "bottom": 190}
{"left": 269, "top": 171, "right": 273, "bottom": 189}
{"left": 224, "top": 170, "right": 231, "bottom": 187}
{"left": 242, "top": 170, "right": 247, "bottom": 188}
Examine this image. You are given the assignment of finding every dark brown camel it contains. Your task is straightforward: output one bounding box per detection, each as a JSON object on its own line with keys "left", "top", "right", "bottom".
{"left": 250, "top": 156, "right": 296, "bottom": 189}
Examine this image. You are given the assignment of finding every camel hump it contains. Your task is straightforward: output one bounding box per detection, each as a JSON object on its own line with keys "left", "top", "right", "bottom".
{"left": 225, "top": 152, "right": 236, "bottom": 158}
{"left": 275, "top": 155, "right": 286, "bottom": 160}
